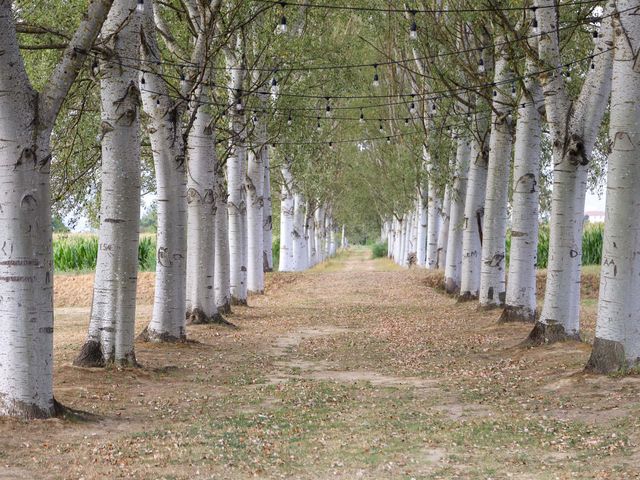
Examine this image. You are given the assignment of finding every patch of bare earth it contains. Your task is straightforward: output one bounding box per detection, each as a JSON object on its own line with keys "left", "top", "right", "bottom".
{"left": 0, "top": 247, "right": 638, "bottom": 479}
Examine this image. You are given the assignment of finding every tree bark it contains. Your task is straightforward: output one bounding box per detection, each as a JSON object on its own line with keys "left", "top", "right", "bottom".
{"left": 444, "top": 135, "right": 471, "bottom": 294}
{"left": 437, "top": 185, "right": 452, "bottom": 270}
{"left": 0, "top": 0, "right": 113, "bottom": 416}
{"left": 586, "top": 0, "right": 640, "bottom": 373}
{"left": 77, "top": 0, "right": 141, "bottom": 368}
{"left": 502, "top": 54, "right": 543, "bottom": 323}
{"left": 139, "top": 3, "right": 187, "bottom": 340}
{"left": 529, "top": 0, "right": 614, "bottom": 344}
{"left": 278, "top": 160, "right": 295, "bottom": 271}
{"left": 246, "top": 140, "right": 265, "bottom": 293}
{"left": 479, "top": 50, "right": 514, "bottom": 308}
{"left": 262, "top": 147, "right": 273, "bottom": 272}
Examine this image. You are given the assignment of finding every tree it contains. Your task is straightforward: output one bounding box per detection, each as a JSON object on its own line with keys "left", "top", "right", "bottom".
{"left": 586, "top": 0, "right": 640, "bottom": 373}
{"left": 75, "top": 0, "right": 142, "bottom": 368}
{"left": 0, "top": 0, "right": 113, "bottom": 417}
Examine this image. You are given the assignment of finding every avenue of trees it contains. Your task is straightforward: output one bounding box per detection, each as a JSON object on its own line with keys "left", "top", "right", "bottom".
{"left": 0, "top": 0, "right": 638, "bottom": 419}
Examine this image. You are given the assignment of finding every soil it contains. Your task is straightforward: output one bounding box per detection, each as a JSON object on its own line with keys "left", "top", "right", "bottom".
{"left": 1, "top": 248, "right": 638, "bottom": 479}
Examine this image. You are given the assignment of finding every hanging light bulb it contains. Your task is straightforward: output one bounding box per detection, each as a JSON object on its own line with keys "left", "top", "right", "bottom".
{"left": 325, "top": 97, "right": 332, "bottom": 118}
{"left": 565, "top": 67, "right": 571, "bottom": 79}
{"left": 591, "top": 56, "right": 595, "bottom": 69}
{"left": 387, "top": 137, "right": 391, "bottom": 145}
{"left": 405, "top": 117, "right": 410, "bottom": 126}
{"left": 493, "top": 89, "right": 497, "bottom": 98}
{"left": 359, "top": 109, "right": 365, "bottom": 124}
{"left": 136, "top": 0, "right": 144, "bottom": 13}
{"left": 593, "top": 29, "right": 599, "bottom": 39}
{"left": 409, "top": 94, "right": 417, "bottom": 115}
{"left": 270, "top": 74, "right": 279, "bottom": 98}
{"left": 235, "top": 89, "right": 243, "bottom": 111}
{"left": 410, "top": 11, "right": 418, "bottom": 40}
{"left": 379, "top": 120, "right": 384, "bottom": 133}
{"left": 253, "top": 111, "right": 259, "bottom": 124}
{"left": 478, "top": 49, "right": 485, "bottom": 74}
{"left": 531, "top": 7, "right": 538, "bottom": 32}
{"left": 316, "top": 116, "right": 322, "bottom": 132}
{"left": 511, "top": 82, "right": 516, "bottom": 97}
{"left": 141, "top": 73, "right": 146, "bottom": 85}
{"left": 431, "top": 102, "right": 437, "bottom": 114}
{"left": 372, "top": 64, "right": 380, "bottom": 88}
{"left": 287, "top": 111, "right": 292, "bottom": 126}
{"left": 278, "top": 3, "right": 287, "bottom": 34}
{"left": 329, "top": 141, "right": 334, "bottom": 149}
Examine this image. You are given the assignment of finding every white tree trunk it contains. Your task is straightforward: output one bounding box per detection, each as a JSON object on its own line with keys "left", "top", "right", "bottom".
{"left": 444, "top": 136, "right": 471, "bottom": 294}
{"left": 262, "top": 147, "right": 273, "bottom": 272}
{"left": 502, "top": 53, "right": 543, "bottom": 323}
{"left": 246, "top": 144, "right": 265, "bottom": 293}
{"left": 0, "top": 0, "right": 112, "bottom": 417}
{"left": 77, "top": 0, "right": 141, "bottom": 367}
{"left": 586, "top": 1, "right": 640, "bottom": 373}
{"left": 185, "top": 99, "right": 224, "bottom": 324}
{"left": 214, "top": 166, "right": 232, "bottom": 314}
{"left": 479, "top": 51, "right": 514, "bottom": 308}
{"left": 426, "top": 148, "right": 441, "bottom": 269}
{"left": 292, "top": 193, "right": 308, "bottom": 271}
{"left": 278, "top": 161, "right": 295, "bottom": 271}
{"left": 459, "top": 138, "right": 489, "bottom": 300}
{"left": 530, "top": 0, "right": 614, "bottom": 343}
{"left": 437, "top": 186, "right": 451, "bottom": 270}
{"left": 139, "top": 6, "right": 188, "bottom": 340}
{"left": 416, "top": 188, "right": 428, "bottom": 266}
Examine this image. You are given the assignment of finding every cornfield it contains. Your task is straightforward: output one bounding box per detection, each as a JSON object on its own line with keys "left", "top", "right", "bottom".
{"left": 54, "top": 234, "right": 157, "bottom": 272}
{"left": 506, "top": 222, "right": 603, "bottom": 269}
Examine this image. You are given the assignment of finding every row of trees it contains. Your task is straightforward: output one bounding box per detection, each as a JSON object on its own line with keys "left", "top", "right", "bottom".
{"left": 381, "top": 0, "right": 640, "bottom": 376}
{"left": 1, "top": 0, "right": 638, "bottom": 419}
{"left": 0, "top": 0, "right": 347, "bottom": 418}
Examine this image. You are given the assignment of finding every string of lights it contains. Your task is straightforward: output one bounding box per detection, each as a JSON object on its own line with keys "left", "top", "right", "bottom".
{"left": 96, "top": 6, "right": 607, "bottom": 75}
{"left": 255, "top": 0, "right": 603, "bottom": 15}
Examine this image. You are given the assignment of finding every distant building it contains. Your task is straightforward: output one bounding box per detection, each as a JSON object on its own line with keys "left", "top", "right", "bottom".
{"left": 584, "top": 210, "right": 605, "bottom": 223}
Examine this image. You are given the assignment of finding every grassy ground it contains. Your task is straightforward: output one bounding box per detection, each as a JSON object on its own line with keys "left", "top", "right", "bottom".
{"left": 1, "top": 247, "right": 638, "bottom": 479}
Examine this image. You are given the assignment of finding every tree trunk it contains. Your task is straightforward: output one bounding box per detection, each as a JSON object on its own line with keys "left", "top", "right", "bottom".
{"left": 184, "top": 99, "right": 224, "bottom": 324}
{"left": 214, "top": 165, "right": 232, "bottom": 314}
{"left": 444, "top": 135, "right": 471, "bottom": 294}
{"left": 76, "top": 0, "right": 141, "bottom": 367}
{"left": 292, "top": 193, "right": 308, "bottom": 271}
{"left": 426, "top": 147, "right": 441, "bottom": 269}
{"left": 139, "top": 6, "right": 187, "bottom": 340}
{"left": 529, "top": 0, "right": 613, "bottom": 344}
{"left": 479, "top": 51, "right": 513, "bottom": 309}
{"left": 416, "top": 188, "right": 428, "bottom": 267}
{"left": 262, "top": 147, "right": 273, "bottom": 272}
{"left": 586, "top": 0, "right": 640, "bottom": 373}
{"left": 278, "top": 161, "right": 295, "bottom": 271}
{"left": 502, "top": 55, "right": 543, "bottom": 323}
{"left": 437, "top": 186, "right": 451, "bottom": 270}
{"left": 246, "top": 143, "right": 265, "bottom": 294}
{"left": 459, "top": 138, "right": 489, "bottom": 300}
{"left": 0, "top": 0, "right": 112, "bottom": 417}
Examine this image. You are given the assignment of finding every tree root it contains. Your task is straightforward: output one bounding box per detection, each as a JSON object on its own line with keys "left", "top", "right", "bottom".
{"left": 521, "top": 320, "right": 579, "bottom": 346}
{"left": 499, "top": 305, "right": 536, "bottom": 323}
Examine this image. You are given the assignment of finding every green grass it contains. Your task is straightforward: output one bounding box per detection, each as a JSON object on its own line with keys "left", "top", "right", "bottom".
{"left": 53, "top": 234, "right": 157, "bottom": 272}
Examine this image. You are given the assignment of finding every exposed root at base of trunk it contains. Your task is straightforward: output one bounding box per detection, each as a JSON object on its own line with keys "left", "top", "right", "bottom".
{"left": 457, "top": 291, "right": 478, "bottom": 303}
{"left": 73, "top": 340, "right": 105, "bottom": 368}
{"left": 585, "top": 337, "right": 627, "bottom": 374}
{"left": 137, "top": 326, "right": 187, "bottom": 343}
{"left": 185, "top": 308, "right": 238, "bottom": 329}
{"left": 217, "top": 302, "right": 233, "bottom": 315}
{"left": 521, "top": 321, "right": 580, "bottom": 346}
{"left": 478, "top": 302, "right": 504, "bottom": 312}
{"left": 231, "top": 296, "right": 248, "bottom": 307}
{"left": 444, "top": 278, "right": 460, "bottom": 296}
{"left": 499, "top": 305, "right": 536, "bottom": 323}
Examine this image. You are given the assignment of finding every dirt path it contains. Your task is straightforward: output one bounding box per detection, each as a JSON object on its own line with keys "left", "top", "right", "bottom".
{"left": 1, "top": 248, "right": 639, "bottom": 479}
